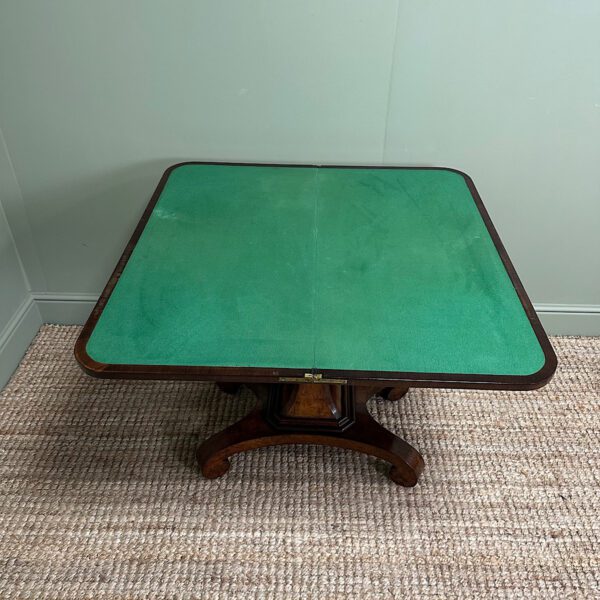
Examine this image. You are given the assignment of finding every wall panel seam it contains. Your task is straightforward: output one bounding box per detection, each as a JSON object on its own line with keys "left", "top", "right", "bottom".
{"left": 0, "top": 125, "right": 47, "bottom": 291}
{"left": 381, "top": 0, "right": 401, "bottom": 164}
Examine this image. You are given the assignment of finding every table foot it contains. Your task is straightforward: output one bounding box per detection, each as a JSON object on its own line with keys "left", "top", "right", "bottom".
{"left": 197, "top": 404, "right": 272, "bottom": 479}
{"left": 196, "top": 383, "right": 424, "bottom": 486}
{"left": 378, "top": 385, "right": 410, "bottom": 401}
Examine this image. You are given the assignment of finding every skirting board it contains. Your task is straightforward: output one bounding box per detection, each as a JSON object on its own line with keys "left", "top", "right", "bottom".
{"left": 34, "top": 293, "right": 600, "bottom": 336}
{"left": 534, "top": 304, "right": 600, "bottom": 336}
{"left": 1, "top": 293, "right": 598, "bottom": 391}
{"left": 0, "top": 296, "right": 43, "bottom": 389}
{"left": 34, "top": 293, "right": 99, "bottom": 327}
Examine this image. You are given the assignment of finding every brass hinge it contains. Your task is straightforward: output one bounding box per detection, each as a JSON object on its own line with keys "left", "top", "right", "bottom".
{"left": 279, "top": 373, "right": 347, "bottom": 384}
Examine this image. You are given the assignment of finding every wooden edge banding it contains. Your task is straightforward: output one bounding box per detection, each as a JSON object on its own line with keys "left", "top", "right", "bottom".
{"left": 74, "top": 162, "right": 557, "bottom": 391}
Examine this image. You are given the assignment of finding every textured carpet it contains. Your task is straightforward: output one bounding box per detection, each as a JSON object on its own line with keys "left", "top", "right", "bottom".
{"left": 0, "top": 326, "right": 598, "bottom": 599}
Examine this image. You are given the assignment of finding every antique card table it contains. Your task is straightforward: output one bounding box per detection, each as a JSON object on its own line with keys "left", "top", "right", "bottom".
{"left": 75, "top": 163, "right": 556, "bottom": 486}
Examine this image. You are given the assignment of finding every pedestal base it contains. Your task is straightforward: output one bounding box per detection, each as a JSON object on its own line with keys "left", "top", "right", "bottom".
{"left": 198, "top": 383, "right": 423, "bottom": 486}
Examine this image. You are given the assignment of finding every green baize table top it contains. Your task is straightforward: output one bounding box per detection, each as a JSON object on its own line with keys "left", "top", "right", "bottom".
{"left": 85, "top": 164, "right": 547, "bottom": 378}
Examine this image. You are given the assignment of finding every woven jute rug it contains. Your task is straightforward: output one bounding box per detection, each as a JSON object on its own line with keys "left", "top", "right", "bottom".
{"left": 0, "top": 326, "right": 598, "bottom": 599}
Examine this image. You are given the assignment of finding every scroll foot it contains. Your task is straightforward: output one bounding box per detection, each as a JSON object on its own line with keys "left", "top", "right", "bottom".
{"left": 196, "top": 384, "right": 424, "bottom": 487}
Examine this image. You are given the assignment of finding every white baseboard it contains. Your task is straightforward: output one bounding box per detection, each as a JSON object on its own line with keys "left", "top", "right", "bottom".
{"left": 0, "top": 293, "right": 597, "bottom": 391}
{"left": 535, "top": 304, "right": 600, "bottom": 336}
{"left": 0, "top": 296, "right": 43, "bottom": 389}
{"left": 31, "top": 293, "right": 600, "bottom": 336}
{"left": 34, "top": 292, "right": 99, "bottom": 325}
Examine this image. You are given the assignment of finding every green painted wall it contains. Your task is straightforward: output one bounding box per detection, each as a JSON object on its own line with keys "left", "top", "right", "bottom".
{"left": 385, "top": 2, "right": 600, "bottom": 309}
{"left": 0, "top": 1, "right": 598, "bottom": 332}
{"left": 0, "top": 137, "right": 29, "bottom": 329}
{"left": 0, "top": 129, "right": 43, "bottom": 388}
{"left": 0, "top": 0, "right": 399, "bottom": 294}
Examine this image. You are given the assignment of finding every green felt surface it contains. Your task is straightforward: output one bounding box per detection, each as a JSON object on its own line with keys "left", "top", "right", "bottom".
{"left": 86, "top": 164, "right": 546, "bottom": 376}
